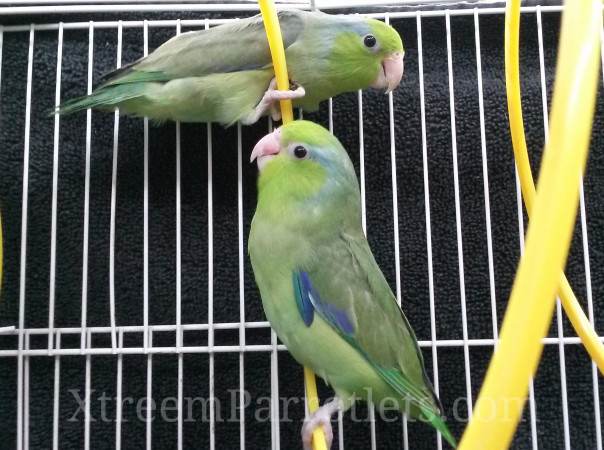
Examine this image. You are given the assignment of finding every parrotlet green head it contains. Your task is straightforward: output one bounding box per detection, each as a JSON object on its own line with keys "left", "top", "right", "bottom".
{"left": 250, "top": 120, "right": 358, "bottom": 206}
{"left": 249, "top": 121, "right": 456, "bottom": 448}
{"left": 319, "top": 15, "right": 405, "bottom": 94}
{"left": 55, "top": 10, "right": 404, "bottom": 126}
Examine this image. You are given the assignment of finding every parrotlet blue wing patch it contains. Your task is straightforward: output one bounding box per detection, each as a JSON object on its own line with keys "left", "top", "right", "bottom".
{"left": 293, "top": 271, "right": 355, "bottom": 335}
{"left": 293, "top": 272, "right": 315, "bottom": 327}
{"left": 292, "top": 269, "right": 454, "bottom": 446}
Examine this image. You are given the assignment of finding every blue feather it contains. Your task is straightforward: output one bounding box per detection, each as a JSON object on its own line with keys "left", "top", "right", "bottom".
{"left": 293, "top": 272, "right": 314, "bottom": 326}
{"left": 293, "top": 271, "right": 354, "bottom": 335}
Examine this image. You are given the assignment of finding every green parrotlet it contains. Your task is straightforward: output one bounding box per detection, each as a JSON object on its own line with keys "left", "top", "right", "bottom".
{"left": 55, "top": 10, "right": 404, "bottom": 126}
{"left": 248, "top": 121, "right": 456, "bottom": 449}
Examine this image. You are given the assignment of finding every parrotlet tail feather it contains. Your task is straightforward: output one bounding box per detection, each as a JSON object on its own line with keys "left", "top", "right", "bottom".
{"left": 420, "top": 405, "right": 457, "bottom": 448}
{"left": 51, "top": 82, "right": 148, "bottom": 116}
{"left": 52, "top": 68, "right": 170, "bottom": 116}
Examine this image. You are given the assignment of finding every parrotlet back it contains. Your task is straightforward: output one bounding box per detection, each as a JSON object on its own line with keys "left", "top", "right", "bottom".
{"left": 55, "top": 10, "right": 404, "bottom": 126}
{"left": 248, "top": 121, "right": 456, "bottom": 449}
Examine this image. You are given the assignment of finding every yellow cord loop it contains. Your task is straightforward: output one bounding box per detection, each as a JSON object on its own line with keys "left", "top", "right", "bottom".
{"left": 0, "top": 212, "right": 3, "bottom": 297}
{"left": 258, "top": 0, "right": 294, "bottom": 124}
{"left": 257, "top": 2, "right": 327, "bottom": 450}
{"left": 459, "top": 1, "right": 601, "bottom": 449}
{"left": 505, "top": 0, "right": 604, "bottom": 373}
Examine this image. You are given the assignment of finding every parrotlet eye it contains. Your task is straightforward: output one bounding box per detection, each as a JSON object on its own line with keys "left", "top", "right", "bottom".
{"left": 363, "top": 34, "right": 377, "bottom": 48}
{"left": 293, "top": 146, "right": 308, "bottom": 159}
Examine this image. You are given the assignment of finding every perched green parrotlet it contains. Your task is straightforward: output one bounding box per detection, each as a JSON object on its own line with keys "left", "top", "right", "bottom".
{"left": 55, "top": 10, "right": 404, "bottom": 126}
{"left": 248, "top": 121, "right": 456, "bottom": 449}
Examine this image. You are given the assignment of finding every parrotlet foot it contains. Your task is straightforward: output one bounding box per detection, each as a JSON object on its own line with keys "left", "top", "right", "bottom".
{"left": 242, "top": 78, "right": 305, "bottom": 125}
{"left": 301, "top": 397, "right": 342, "bottom": 450}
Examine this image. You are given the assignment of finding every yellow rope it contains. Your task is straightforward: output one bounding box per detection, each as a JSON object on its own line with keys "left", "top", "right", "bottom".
{"left": 258, "top": 0, "right": 294, "bottom": 124}
{"left": 506, "top": 0, "right": 604, "bottom": 372}
{"left": 257, "top": 1, "right": 327, "bottom": 449}
{"left": 0, "top": 212, "right": 3, "bottom": 296}
{"left": 459, "top": 0, "right": 601, "bottom": 448}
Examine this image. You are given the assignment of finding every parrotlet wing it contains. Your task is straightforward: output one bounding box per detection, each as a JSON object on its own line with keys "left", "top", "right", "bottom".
{"left": 101, "top": 10, "right": 307, "bottom": 87}
{"left": 293, "top": 230, "right": 456, "bottom": 447}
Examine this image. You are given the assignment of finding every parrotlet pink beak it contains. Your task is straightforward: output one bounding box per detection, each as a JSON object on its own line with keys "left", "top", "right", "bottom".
{"left": 250, "top": 128, "right": 281, "bottom": 171}
{"left": 371, "top": 51, "right": 405, "bottom": 94}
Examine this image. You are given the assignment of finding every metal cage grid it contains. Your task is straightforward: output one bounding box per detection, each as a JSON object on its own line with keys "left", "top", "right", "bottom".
{"left": 0, "top": 3, "right": 602, "bottom": 450}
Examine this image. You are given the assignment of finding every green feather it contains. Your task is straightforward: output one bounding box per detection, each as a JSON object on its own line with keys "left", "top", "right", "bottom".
{"left": 376, "top": 367, "right": 457, "bottom": 448}
{"left": 250, "top": 121, "right": 456, "bottom": 447}
{"left": 53, "top": 83, "right": 151, "bottom": 116}
{"left": 101, "top": 69, "right": 169, "bottom": 86}
{"left": 55, "top": 11, "right": 403, "bottom": 125}
{"left": 298, "top": 260, "right": 456, "bottom": 448}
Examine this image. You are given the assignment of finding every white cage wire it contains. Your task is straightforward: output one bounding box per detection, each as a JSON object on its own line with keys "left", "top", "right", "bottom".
{"left": 0, "top": 2, "right": 602, "bottom": 450}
